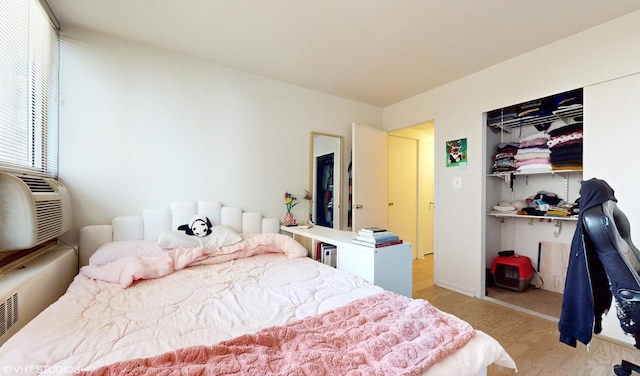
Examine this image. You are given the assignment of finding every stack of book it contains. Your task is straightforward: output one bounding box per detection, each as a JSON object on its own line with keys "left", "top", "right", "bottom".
{"left": 352, "top": 227, "right": 403, "bottom": 248}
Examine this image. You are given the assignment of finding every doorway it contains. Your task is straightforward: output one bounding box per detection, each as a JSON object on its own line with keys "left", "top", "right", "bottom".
{"left": 388, "top": 122, "right": 435, "bottom": 289}
{"left": 388, "top": 135, "right": 418, "bottom": 254}
{"left": 388, "top": 122, "right": 434, "bottom": 258}
{"left": 350, "top": 122, "right": 435, "bottom": 288}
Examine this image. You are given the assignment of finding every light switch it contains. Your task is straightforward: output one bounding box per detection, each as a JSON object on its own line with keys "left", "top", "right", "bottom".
{"left": 452, "top": 176, "right": 462, "bottom": 189}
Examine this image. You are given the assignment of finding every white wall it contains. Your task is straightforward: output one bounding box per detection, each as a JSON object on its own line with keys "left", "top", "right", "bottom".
{"left": 57, "top": 28, "right": 382, "bottom": 245}
{"left": 383, "top": 11, "right": 640, "bottom": 296}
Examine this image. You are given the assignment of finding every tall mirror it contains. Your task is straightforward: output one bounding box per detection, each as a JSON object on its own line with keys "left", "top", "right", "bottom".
{"left": 310, "top": 132, "right": 343, "bottom": 229}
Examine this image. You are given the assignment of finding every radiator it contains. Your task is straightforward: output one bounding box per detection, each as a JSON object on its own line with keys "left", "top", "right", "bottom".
{"left": 0, "top": 243, "right": 77, "bottom": 346}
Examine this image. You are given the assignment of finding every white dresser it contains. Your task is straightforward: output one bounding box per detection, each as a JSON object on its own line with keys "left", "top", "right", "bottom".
{"left": 281, "top": 225, "right": 412, "bottom": 297}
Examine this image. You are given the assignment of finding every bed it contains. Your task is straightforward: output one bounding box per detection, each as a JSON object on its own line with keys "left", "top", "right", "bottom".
{"left": 0, "top": 201, "right": 516, "bottom": 375}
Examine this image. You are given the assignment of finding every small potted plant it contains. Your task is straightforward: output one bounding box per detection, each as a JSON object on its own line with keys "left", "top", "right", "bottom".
{"left": 283, "top": 192, "right": 298, "bottom": 226}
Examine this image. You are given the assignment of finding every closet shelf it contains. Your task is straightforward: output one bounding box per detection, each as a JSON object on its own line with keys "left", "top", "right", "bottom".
{"left": 488, "top": 212, "right": 578, "bottom": 221}
{"left": 488, "top": 169, "right": 582, "bottom": 178}
{"left": 490, "top": 104, "right": 583, "bottom": 132}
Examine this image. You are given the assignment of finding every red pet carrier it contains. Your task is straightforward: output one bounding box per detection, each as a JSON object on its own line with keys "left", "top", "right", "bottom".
{"left": 490, "top": 255, "right": 535, "bottom": 292}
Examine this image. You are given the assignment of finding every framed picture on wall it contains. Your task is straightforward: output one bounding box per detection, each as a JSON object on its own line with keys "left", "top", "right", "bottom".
{"left": 446, "top": 138, "right": 467, "bottom": 167}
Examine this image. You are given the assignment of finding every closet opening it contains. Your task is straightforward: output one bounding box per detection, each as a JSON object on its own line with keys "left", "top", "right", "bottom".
{"left": 483, "top": 88, "right": 583, "bottom": 320}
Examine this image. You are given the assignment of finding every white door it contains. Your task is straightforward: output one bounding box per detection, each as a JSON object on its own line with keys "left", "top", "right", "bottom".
{"left": 388, "top": 135, "right": 418, "bottom": 257}
{"left": 351, "top": 123, "right": 388, "bottom": 231}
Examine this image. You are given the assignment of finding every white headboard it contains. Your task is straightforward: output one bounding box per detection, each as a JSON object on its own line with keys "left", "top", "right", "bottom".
{"left": 78, "top": 201, "right": 280, "bottom": 267}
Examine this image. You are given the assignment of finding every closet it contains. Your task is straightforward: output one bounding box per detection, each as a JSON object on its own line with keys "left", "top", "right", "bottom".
{"left": 483, "top": 88, "right": 583, "bottom": 318}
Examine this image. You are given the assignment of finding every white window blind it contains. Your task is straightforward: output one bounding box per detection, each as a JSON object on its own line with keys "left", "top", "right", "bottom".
{"left": 0, "top": 0, "right": 59, "bottom": 178}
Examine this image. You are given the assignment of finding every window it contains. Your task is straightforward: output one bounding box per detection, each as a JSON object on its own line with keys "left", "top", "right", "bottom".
{"left": 0, "top": 0, "right": 59, "bottom": 178}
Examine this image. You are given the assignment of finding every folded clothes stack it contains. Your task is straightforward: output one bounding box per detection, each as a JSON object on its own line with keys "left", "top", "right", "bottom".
{"left": 515, "top": 131, "right": 552, "bottom": 173}
{"left": 553, "top": 89, "right": 582, "bottom": 110}
{"left": 517, "top": 191, "right": 564, "bottom": 216}
{"left": 491, "top": 142, "right": 520, "bottom": 173}
{"left": 486, "top": 105, "right": 518, "bottom": 128}
{"left": 547, "top": 123, "right": 583, "bottom": 170}
{"left": 546, "top": 203, "right": 576, "bottom": 217}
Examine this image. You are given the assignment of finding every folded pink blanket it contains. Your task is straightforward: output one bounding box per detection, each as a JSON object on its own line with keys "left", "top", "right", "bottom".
{"left": 78, "top": 291, "right": 475, "bottom": 376}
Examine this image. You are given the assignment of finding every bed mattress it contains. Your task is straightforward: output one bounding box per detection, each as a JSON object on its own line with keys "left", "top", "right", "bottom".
{"left": 0, "top": 252, "right": 514, "bottom": 375}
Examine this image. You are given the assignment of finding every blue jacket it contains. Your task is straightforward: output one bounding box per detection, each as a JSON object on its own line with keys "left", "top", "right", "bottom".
{"left": 558, "top": 178, "right": 614, "bottom": 347}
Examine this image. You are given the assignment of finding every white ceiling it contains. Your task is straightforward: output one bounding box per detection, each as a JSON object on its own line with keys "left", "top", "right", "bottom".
{"left": 46, "top": 0, "right": 640, "bottom": 107}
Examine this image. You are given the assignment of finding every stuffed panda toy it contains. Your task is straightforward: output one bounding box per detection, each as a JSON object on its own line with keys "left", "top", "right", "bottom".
{"left": 178, "top": 215, "right": 213, "bottom": 237}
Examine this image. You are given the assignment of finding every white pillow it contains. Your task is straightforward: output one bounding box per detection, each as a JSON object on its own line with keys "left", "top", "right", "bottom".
{"left": 89, "top": 240, "right": 166, "bottom": 266}
{"left": 157, "top": 225, "right": 243, "bottom": 249}
{"left": 157, "top": 231, "right": 202, "bottom": 249}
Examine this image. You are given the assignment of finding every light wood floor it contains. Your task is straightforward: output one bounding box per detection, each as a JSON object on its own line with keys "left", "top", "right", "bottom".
{"left": 413, "top": 255, "right": 640, "bottom": 376}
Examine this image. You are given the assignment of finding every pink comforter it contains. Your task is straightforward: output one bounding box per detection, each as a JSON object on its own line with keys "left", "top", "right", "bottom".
{"left": 78, "top": 291, "right": 475, "bottom": 376}
{"left": 80, "top": 233, "right": 308, "bottom": 288}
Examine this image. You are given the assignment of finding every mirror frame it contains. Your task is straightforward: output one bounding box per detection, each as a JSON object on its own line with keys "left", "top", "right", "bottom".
{"left": 309, "top": 132, "right": 344, "bottom": 229}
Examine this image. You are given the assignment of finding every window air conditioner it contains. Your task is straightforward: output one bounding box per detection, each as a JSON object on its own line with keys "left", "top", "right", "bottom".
{"left": 0, "top": 172, "right": 72, "bottom": 252}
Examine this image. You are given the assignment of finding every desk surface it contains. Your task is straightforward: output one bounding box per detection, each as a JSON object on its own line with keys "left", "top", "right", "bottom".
{"left": 280, "top": 225, "right": 358, "bottom": 246}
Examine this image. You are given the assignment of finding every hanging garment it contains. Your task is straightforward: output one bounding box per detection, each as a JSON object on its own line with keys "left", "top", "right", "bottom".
{"left": 558, "top": 178, "right": 615, "bottom": 348}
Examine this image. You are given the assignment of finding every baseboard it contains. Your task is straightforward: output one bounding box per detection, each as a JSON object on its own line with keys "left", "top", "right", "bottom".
{"left": 435, "top": 280, "right": 476, "bottom": 298}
